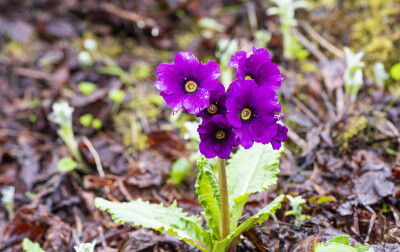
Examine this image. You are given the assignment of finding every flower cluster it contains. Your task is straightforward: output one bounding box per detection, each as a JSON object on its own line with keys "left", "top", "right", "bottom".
{"left": 154, "top": 47, "right": 287, "bottom": 159}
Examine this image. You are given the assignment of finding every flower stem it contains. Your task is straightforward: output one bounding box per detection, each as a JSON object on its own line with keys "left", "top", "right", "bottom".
{"left": 218, "top": 158, "right": 230, "bottom": 240}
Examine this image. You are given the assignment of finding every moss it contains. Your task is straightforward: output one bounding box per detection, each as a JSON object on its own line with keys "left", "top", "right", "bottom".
{"left": 342, "top": 115, "right": 367, "bottom": 148}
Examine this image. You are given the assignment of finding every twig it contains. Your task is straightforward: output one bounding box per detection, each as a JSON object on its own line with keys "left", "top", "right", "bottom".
{"left": 286, "top": 125, "right": 308, "bottom": 150}
{"left": 81, "top": 137, "right": 110, "bottom": 193}
{"left": 389, "top": 204, "right": 400, "bottom": 227}
{"left": 320, "top": 89, "right": 336, "bottom": 121}
{"left": 13, "top": 67, "right": 52, "bottom": 81}
{"left": 101, "top": 3, "right": 159, "bottom": 30}
{"left": 292, "top": 28, "right": 327, "bottom": 62}
{"left": 97, "top": 226, "right": 107, "bottom": 248}
{"left": 246, "top": 1, "right": 257, "bottom": 35}
{"left": 365, "top": 205, "right": 377, "bottom": 243}
{"left": 117, "top": 178, "right": 133, "bottom": 201}
{"left": 290, "top": 96, "right": 321, "bottom": 125}
{"left": 299, "top": 21, "right": 344, "bottom": 59}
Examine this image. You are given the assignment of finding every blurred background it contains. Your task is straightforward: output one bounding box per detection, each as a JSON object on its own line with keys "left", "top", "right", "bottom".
{"left": 1, "top": 0, "right": 400, "bottom": 251}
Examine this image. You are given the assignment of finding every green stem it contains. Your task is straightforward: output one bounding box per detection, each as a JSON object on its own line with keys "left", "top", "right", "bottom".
{"left": 6, "top": 203, "right": 13, "bottom": 220}
{"left": 59, "top": 127, "right": 90, "bottom": 173}
{"left": 218, "top": 158, "right": 230, "bottom": 240}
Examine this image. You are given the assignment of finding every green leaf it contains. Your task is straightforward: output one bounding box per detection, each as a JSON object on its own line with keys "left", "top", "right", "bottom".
{"left": 315, "top": 243, "right": 357, "bottom": 252}
{"left": 108, "top": 90, "right": 126, "bottom": 103}
{"left": 390, "top": 63, "right": 400, "bottom": 80}
{"left": 78, "top": 81, "right": 96, "bottom": 95}
{"left": 95, "top": 198, "right": 212, "bottom": 252}
{"left": 22, "top": 238, "right": 46, "bottom": 252}
{"left": 91, "top": 118, "right": 102, "bottom": 130}
{"left": 227, "top": 143, "right": 282, "bottom": 228}
{"left": 169, "top": 158, "right": 191, "bottom": 188}
{"left": 195, "top": 157, "right": 221, "bottom": 240}
{"left": 355, "top": 245, "right": 375, "bottom": 252}
{"left": 314, "top": 235, "right": 375, "bottom": 252}
{"left": 79, "top": 114, "right": 93, "bottom": 127}
{"left": 215, "top": 195, "right": 284, "bottom": 251}
{"left": 57, "top": 157, "right": 77, "bottom": 172}
{"left": 310, "top": 196, "right": 336, "bottom": 205}
{"left": 327, "top": 235, "right": 350, "bottom": 245}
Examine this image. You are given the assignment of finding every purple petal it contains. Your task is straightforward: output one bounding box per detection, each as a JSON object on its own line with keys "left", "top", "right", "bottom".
{"left": 174, "top": 52, "right": 201, "bottom": 77}
{"left": 184, "top": 88, "right": 210, "bottom": 114}
{"left": 160, "top": 91, "right": 185, "bottom": 114}
{"left": 255, "top": 62, "right": 283, "bottom": 89}
{"left": 199, "top": 140, "right": 217, "bottom": 159}
{"left": 228, "top": 51, "right": 247, "bottom": 79}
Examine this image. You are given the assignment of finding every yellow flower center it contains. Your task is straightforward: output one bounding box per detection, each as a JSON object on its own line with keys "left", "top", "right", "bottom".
{"left": 245, "top": 75, "right": 253, "bottom": 80}
{"left": 241, "top": 108, "right": 252, "bottom": 120}
{"left": 215, "top": 130, "right": 226, "bottom": 140}
{"left": 207, "top": 104, "right": 218, "bottom": 115}
{"left": 185, "top": 80, "right": 198, "bottom": 93}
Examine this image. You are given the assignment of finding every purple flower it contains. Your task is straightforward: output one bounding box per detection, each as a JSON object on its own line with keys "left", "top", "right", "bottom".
{"left": 226, "top": 80, "right": 287, "bottom": 149}
{"left": 198, "top": 115, "right": 239, "bottom": 159}
{"left": 196, "top": 82, "right": 227, "bottom": 120}
{"left": 269, "top": 124, "right": 288, "bottom": 150}
{"left": 229, "top": 47, "right": 283, "bottom": 89}
{"left": 154, "top": 52, "right": 221, "bottom": 114}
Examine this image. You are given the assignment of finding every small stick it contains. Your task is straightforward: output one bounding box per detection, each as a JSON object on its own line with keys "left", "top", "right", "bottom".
{"left": 97, "top": 226, "right": 107, "bottom": 248}
{"left": 365, "top": 206, "right": 377, "bottom": 243}
{"left": 299, "top": 21, "right": 344, "bottom": 59}
{"left": 292, "top": 28, "right": 327, "bottom": 62}
{"left": 101, "top": 3, "right": 158, "bottom": 30}
{"left": 290, "top": 96, "right": 321, "bottom": 125}
{"left": 389, "top": 204, "right": 400, "bottom": 227}
{"left": 285, "top": 125, "right": 308, "bottom": 150}
{"left": 13, "top": 67, "right": 52, "bottom": 81}
{"left": 82, "top": 137, "right": 110, "bottom": 193}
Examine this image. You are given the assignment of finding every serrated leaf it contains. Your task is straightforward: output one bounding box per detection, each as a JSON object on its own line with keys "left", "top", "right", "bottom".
{"left": 215, "top": 195, "right": 284, "bottom": 251}
{"left": 227, "top": 143, "right": 282, "bottom": 228}
{"left": 95, "top": 198, "right": 212, "bottom": 252}
{"left": 355, "top": 245, "right": 375, "bottom": 252}
{"left": 229, "top": 195, "right": 247, "bottom": 231}
{"left": 22, "top": 238, "right": 46, "bottom": 252}
{"left": 327, "top": 235, "right": 349, "bottom": 245}
{"left": 315, "top": 242, "right": 357, "bottom": 252}
{"left": 314, "top": 235, "right": 375, "bottom": 252}
{"left": 195, "top": 157, "right": 221, "bottom": 240}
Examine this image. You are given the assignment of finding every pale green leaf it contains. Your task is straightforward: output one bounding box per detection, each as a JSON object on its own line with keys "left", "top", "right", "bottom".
{"left": 79, "top": 114, "right": 93, "bottom": 127}
{"left": 170, "top": 158, "right": 191, "bottom": 188}
{"left": 316, "top": 196, "right": 336, "bottom": 205}
{"left": 227, "top": 143, "right": 282, "bottom": 228}
{"left": 215, "top": 195, "right": 284, "bottom": 251}
{"left": 315, "top": 243, "right": 357, "bottom": 252}
{"left": 229, "top": 195, "right": 247, "bottom": 231}
{"left": 91, "top": 119, "right": 102, "bottom": 130}
{"left": 327, "top": 235, "right": 349, "bottom": 245}
{"left": 108, "top": 90, "right": 126, "bottom": 103}
{"left": 57, "top": 157, "right": 77, "bottom": 172}
{"left": 77, "top": 81, "right": 96, "bottom": 95}
{"left": 314, "top": 235, "right": 375, "bottom": 252}
{"left": 95, "top": 198, "right": 212, "bottom": 252}
{"left": 355, "top": 245, "right": 375, "bottom": 252}
{"left": 390, "top": 63, "right": 400, "bottom": 80}
{"left": 22, "top": 238, "right": 46, "bottom": 252}
{"left": 195, "top": 157, "right": 221, "bottom": 240}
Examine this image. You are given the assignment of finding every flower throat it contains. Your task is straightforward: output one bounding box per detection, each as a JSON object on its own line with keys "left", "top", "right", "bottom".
{"left": 185, "top": 80, "right": 198, "bottom": 93}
